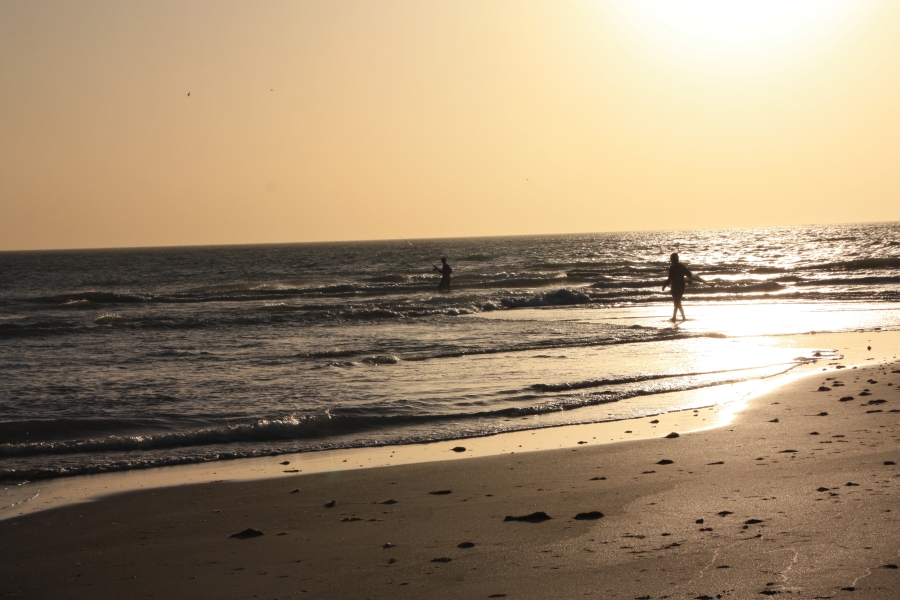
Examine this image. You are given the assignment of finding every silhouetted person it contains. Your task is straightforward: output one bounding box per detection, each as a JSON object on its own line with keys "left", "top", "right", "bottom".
{"left": 434, "top": 257, "right": 452, "bottom": 291}
{"left": 662, "top": 252, "right": 693, "bottom": 321}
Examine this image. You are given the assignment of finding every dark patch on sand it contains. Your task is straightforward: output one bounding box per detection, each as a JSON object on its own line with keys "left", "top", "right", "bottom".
{"left": 451, "top": 446, "right": 466, "bottom": 452}
{"left": 573, "top": 511, "right": 604, "bottom": 520}
{"left": 504, "top": 512, "right": 552, "bottom": 523}
{"left": 657, "top": 459, "right": 674, "bottom": 465}
{"left": 665, "top": 432, "right": 680, "bottom": 438}
{"left": 457, "top": 541, "right": 476, "bottom": 548}
{"left": 429, "top": 490, "right": 452, "bottom": 495}
{"left": 230, "top": 528, "right": 264, "bottom": 539}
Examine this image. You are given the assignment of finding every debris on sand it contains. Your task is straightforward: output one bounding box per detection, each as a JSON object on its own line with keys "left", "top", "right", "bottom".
{"left": 504, "top": 512, "right": 551, "bottom": 523}
{"left": 429, "top": 490, "right": 452, "bottom": 495}
{"left": 664, "top": 432, "right": 680, "bottom": 439}
{"left": 230, "top": 528, "right": 264, "bottom": 539}
{"left": 573, "top": 511, "right": 604, "bottom": 520}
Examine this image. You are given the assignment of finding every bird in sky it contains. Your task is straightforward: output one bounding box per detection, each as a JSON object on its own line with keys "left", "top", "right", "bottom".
{"left": 187, "top": 92, "right": 190, "bottom": 97}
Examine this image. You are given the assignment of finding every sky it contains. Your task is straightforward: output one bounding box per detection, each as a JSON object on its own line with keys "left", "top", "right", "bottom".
{"left": 1, "top": 0, "right": 898, "bottom": 251}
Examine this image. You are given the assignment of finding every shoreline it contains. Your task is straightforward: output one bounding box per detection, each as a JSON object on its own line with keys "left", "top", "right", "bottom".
{"left": 2, "top": 334, "right": 898, "bottom": 598}
{"left": 3, "top": 329, "right": 897, "bottom": 521}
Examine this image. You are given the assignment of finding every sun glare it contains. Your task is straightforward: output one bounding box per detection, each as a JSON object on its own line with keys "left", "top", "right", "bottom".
{"left": 637, "top": 0, "right": 848, "bottom": 44}
{"left": 606, "top": 0, "right": 862, "bottom": 73}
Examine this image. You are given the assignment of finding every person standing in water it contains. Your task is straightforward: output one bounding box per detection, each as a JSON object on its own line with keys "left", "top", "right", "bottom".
{"left": 434, "top": 257, "right": 452, "bottom": 291}
{"left": 662, "top": 252, "right": 694, "bottom": 321}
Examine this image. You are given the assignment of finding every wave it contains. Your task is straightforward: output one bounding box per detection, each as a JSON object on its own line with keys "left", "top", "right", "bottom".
{"left": 811, "top": 257, "right": 900, "bottom": 271}
{"left": 0, "top": 359, "right": 811, "bottom": 476}
{"left": 497, "top": 288, "right": 591, "bottom": 309}
{"left": 793, "top": 276, "right": 900, "bottom": 287}
{"left": 36, "top": 292, "right": 148, "bottom": 305}
{"left": 693, "top": 281, "right": 784, "bottom": 294}
{"left": 0, "top": 418, "right": 162, "bottom": 445}
{"left": 95, "top": 312, "right": 123, "bottom": 323}
{"left": 295, "top": 349, "right": 361, "bottom": 359}
{"left": 527, "top": 362, "right": 804, "bottom": 393}
{"left": 362, "top": 355, "right": 403, "bottom": 365}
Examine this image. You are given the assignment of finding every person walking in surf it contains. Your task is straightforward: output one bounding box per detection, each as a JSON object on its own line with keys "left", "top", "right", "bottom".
{"left": 662, "top": 252, "right": 694, "bottom": 321}
{"left": 434, "top": 257, "right": 452, "bottom": 291}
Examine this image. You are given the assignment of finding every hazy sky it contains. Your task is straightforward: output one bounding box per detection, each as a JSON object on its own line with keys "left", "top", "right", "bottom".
{"left": 1, "top": 0, "right": 898, "bottom": 250}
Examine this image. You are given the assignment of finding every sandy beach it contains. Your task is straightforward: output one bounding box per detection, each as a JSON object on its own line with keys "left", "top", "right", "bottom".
{"left": 4, "top": 1, "right": 898, "bottom": 597}
{"left": 2, "top": 337, "right": 899, "bottom": 599}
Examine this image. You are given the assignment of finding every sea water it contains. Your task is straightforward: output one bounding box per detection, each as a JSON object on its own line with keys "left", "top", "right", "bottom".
{"left": 1, "top": 223, "right": 898, "bottom": 483}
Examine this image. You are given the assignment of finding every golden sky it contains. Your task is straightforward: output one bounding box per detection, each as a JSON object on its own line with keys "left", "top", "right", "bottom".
{"left": 1, "top": 0, "right": 898, "bottom": 250}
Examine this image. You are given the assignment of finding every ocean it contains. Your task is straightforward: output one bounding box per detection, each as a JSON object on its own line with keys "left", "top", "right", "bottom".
{"left": 1, "top": 223, "right": 898, "bottom": 483}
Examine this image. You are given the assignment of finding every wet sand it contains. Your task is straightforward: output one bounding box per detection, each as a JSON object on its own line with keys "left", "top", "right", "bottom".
{"left": 3, "top": 355, "right": 899, "bottom": 598}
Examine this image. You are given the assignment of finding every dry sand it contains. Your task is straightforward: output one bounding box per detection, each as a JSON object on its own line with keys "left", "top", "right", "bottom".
{"left": 2, "top": 355, "right": 899, "bottom": 598}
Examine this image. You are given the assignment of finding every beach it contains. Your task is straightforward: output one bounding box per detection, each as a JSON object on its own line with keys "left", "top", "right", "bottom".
{"left": 3, "top": 334, "right": 898, "bottom": 599}
{"left": 3, "top": 1, "right": 898, "bottom": 596}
